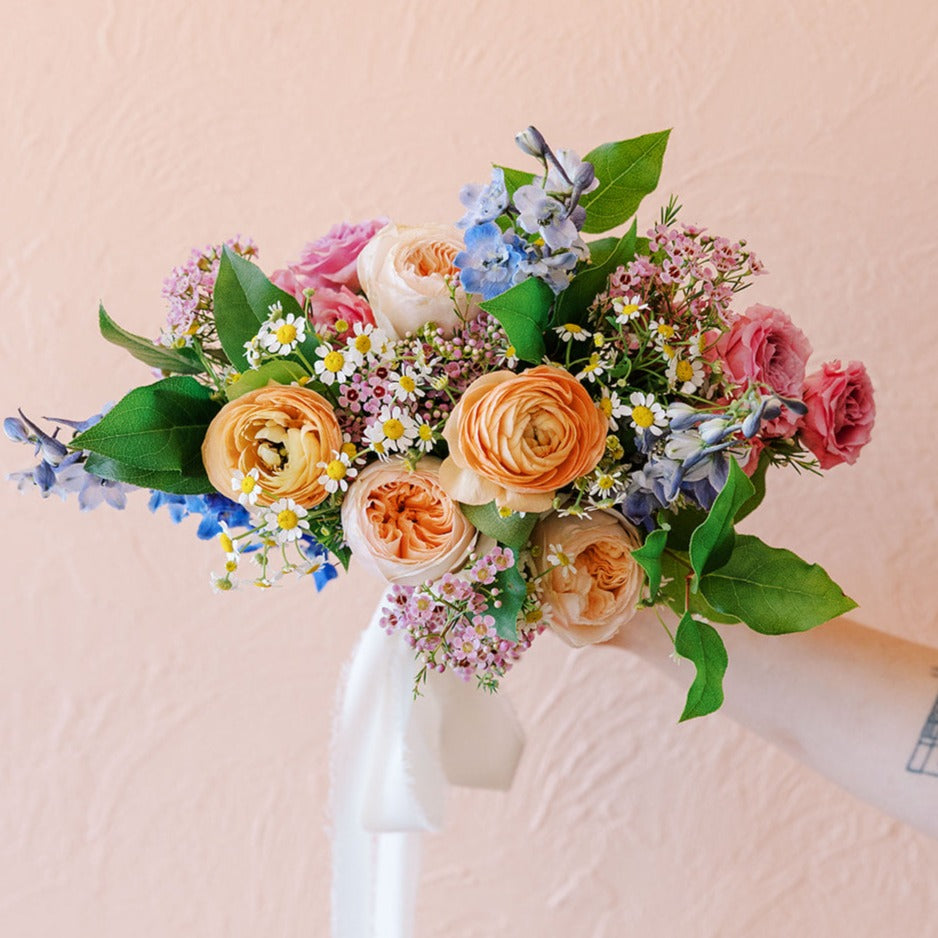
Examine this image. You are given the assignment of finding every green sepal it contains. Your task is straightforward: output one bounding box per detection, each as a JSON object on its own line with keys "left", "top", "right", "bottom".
{"left": 631, "top": 528, "right": 668, "bottom": 601}
{"left": 214, "top": 246, "right": 318, "bottom": 371}
{"left": 479, "top": 277, "right": 554, "bottom": 363}
{"left": 579, "top": 130, "right": 671, "bottom": 234}
{"left": 689, "top": 459, "right": 755, "bottom": 580}
{"left": 674, "top": 612, "right": 728, "bottom": 721}
{"left": 98, "top": 304, "right": 204, "bottom": 375}
{"left": 486, "top": 559, "right": 527, "bottom": 642}
{"left": 84, "top": 452, "right": 214, "bottom": 495}
{"left": 458, "top": 501, "right": 539, "bottom": 550}
{"left": 70, "top": 376, "right": 220, "bottom": 478}
{"left": 699, "top": 534, "right": 858, "bottom": 635}
{"left": 552, "top": 220, "right": 637, "bottom": 329}
{"left": 225, "top": 360, "right": 310, "bottom": 400}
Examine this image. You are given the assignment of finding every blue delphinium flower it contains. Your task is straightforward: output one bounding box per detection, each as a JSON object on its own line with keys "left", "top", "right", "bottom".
{"left": 455, "top": 222, "right": 523, "bottom": 300}
{"left": 148, "top": 491, "right": 253, "bottom": 540}
{"left": 300, "top": 537, "right": 338, "bottom": 592}
{"left": 622, "top": 458, "right": 681, "bottom": 530}
{"left": 457, "top": 167, "right": 509, "bottom": 229}
{"left": 513, "top": 184, "right": 582, "bottom": 253}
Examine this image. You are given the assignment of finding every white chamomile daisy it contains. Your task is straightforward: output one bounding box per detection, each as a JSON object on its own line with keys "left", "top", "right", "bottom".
{"left": 347, "top": 322, "right": 389, "bottom": 363}
{"left": 261, "top": 498, "right": 311, "bottom": 544}
{"left": 546, "top": 543, "right": 577, "bottom": 577}
{"left": 555, "top": 322, "right": 592, "bottom": 343}
{"left": 262, "top": 311, "right": 307, "bottom": 355}
{"left": 317, "top": 450, "right": 358, "bottom": 494}
{"left": 498, "top": 343, "right": 519, "bottom": 368}
{"left": 667, "top": 354, "right": 706, "bottom": 393}
{"left": 363, "top": 406, "right": 418, "bottom": 456}
{"left": 231, "top": 467, "right": 261, "bottom": 506}
{"left": 627, "top": 391, "right": 668, "bottom": 436}
{"left": 598, "top": 390, "right": 629, "bottom": 430}
{"left": 612, "top": 294, "right": 648, "bottom": 324}
{"left": 414, "top": 417, "right": 437, "bottom": 453}
{"left": 588, "top": 469, "right": 624, "bottom": 500}
{"left": 647, "top": 319, "right": 677, "bottom": 346}
{"left": 576, "top": 352, "right": 607, "bottom": 383}
{"left": 390, "top": 366, "right": 425, "bottom": 403}
{"left": 217, "top": 522, "right": 240, "bottom": 562}
{"left": 243, "top": 333, "right": 265, "bottom": 368}
{"left": 314, "top": 343, "right": 356, "bottom": 385}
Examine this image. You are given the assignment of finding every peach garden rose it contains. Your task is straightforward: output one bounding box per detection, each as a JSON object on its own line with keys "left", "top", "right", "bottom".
{"left": 341, "top": 457, "right": 476, "bottom": 586}
{"left": 439, "top": 365, "right": 608, "bottom": 513}
{"left": 533, "top": 509, "right": 644, "bottom": 647}
{"left": 201, "top": 384, "right": 343, "bottom": 509}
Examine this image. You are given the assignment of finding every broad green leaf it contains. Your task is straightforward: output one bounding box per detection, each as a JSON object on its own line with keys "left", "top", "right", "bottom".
{"left": 98, "top": 304, "right": 204, "bottom": 375}
{"left": 699, "top": 534, "right": 858, "bottom": 635}
{"left": 214, "top": 247, "right": 317, "bottom": 370}
{"left": 735, "top": 450, "right": 770, "bottom": 523}
{"left": 84, "top": 452, "right": 214, "bottom": 495}
{"left": 658, "top": 506, "right": 707, "bottom": 552}
{"left": 675, "top": 612, "right": 728, "bottom": 721}
{"left": 689, "top": 460, "right": 755, "bottom": 579}
{"left": 479, "top": 277, "right": 554, "bottom": 362}
{"left": 496, "top": 165, "right": 535, "bottom": 200}
{"left": 580, "top": 130, "right": 671, "bottom": 234}
{"left": 552, "top": 220, "right": 637, "bottom": 328}
{"left": 631, "top": 528, "right": 668, "bottom": 601}
{"left": 226, "top": 360, "right": 310, "bottom": 400}
{"left": 586, "top": 237, "right": 619, "bottom": 267}
{"left": 485, "top": 559, "right": 527, "bottom": 642}
{"left": 459, "top": 501, "right": 539, "bottom": 550}
{"left": 658, "top": 550, "right": 741, "bottom": 625}
{"left": 70, "top": 376, "right": 220, "bottom": 477}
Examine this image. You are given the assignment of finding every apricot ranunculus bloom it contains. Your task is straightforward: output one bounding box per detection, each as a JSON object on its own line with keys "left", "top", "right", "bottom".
{"left": 534, "top": 509, "right": 644, "bottom": 647}
{"left": 202, "top": 384, "right": 342, "bottom": 508}
{"left": 341, "top": 457, "right": 476, "bottom": 585}
{"left": 438, "top": 365, "right": 608, "bottom": 513}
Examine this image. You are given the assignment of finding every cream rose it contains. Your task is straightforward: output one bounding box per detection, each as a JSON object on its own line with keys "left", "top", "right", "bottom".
{"left": 201, "top": 384, "right": 342, "bottom": 508}
{"left": 356, "top": 223, "right": 479, "bottom": 338}
{"left": 534, "top": 510, "right": 644, "bottom": 647}
{"left": 341, "top": 457, "right": 476, "bottom": 585}
{"left": 439, "top": 365, "right": 608, "bottom": 513}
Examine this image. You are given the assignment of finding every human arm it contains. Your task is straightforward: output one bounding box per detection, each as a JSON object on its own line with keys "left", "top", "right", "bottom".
{"left": 607, "top": 610, "right": 938, "bottom": 839}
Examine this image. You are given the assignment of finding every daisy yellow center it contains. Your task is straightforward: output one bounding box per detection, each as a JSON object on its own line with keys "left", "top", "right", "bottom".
{"left": 399, "top": 375, "right": 416, "bottom": 393}
{"left": 600, "top": 398, "right": 613, "bottom": 417}
{"left": 240, "top": 475, "right": 256, "bottom": 494}
{"left": 593, "top": 334, "right": 605, "bottom": 348}
{"left": 564, "top": 323, "right": 584, "bottom": 336}
{"left": 656, "top": 323, "right": 675, "bottom": 339}
{"left": 225, "top": 559, "right": 238, "bottom": 573}
{"left": 555, "top": 552, "right": 571, "bottom": 567}
{"left": 620, "top": 303, "right": 639, "bottom": 317}
{"left": 334, "top": 319, "right": 350, "bottom": 333}
{"left": 325, "top": 459, "right": 347, "bottom": 481}
{"left": 583, "top": 356, "right": 600, "bottom": 372}
{"left": 676, "top": 359, "right": 695, "bottom": 382}
{"left": 341, "top": 442, "right": 358, "bottom": 460}
{"left": 275, "top": 323, "right": 297, "bottom": 345}
{"left": 323, "top": 350, "right": 345, "bottom": 373}
{"left": 525, "top": 608, "right": 544, "bottom": 624}
{"left": 418, "top": 424, "right": 434, "bottom": 441}
{"left": 497, "top": 505, "right": 514, "bottom": 518}
{"left": 353, "top": 334, "right": 372, "bottom": 354}
{"left": 632, "top": 405, "right": 655, "bottom": 428}
{"left": 662, "top": 344, "right": 676, "bottom": 359}
{"left": 219, "top": 532, "right": 234, "bottom": 553}
{"left": 506, "top": 345, "right": 516, "bottom": 358}
{"left": 277, "top": 509, "right": 299, "bottom": 530}
{"left": 597, "top": 474, "right": 615, "bottom": 491}
{"left": 383, "top": 418, "right": 405, "bottom": 441}
{"left": 373, "top": 441, "right": 386, "bottom": 455}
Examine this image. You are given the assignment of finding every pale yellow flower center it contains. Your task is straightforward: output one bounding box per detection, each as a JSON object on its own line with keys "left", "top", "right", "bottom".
{"left": 383, "top": 418, "right": 405, "bottom": 441}
{"left": 341, "top": 442, "right": 358, "bottom": 460}
{"left": 277, "top": 509, "right": 299, "bottom": 530}
{"left": 600, "top": 398, "right": 613, "bottom": 417}
{"left": 418, "top": 424, "right": 434, "bottom": 441}
{"left": 620, "top": 303, "right": 639, "bottom": 318}
{"left": 676, "top": 359, "right": 695, "bottom": 382}
{"left": 239, "top": 475, "right": 256, "bottom": 494}
{"left": 399, "top": 375, "right": 416, "bottom": 393}
{"left": 632, "top": 405, "right": 655, "bottom": 428}
{"left": 597, "top": 474, "right": 615, "bottom": 491}
{"left": 564, "top": 323, "right": 584, "bottom": 336}
{"left": 275, "top": 323, "right": 297, "bottom": 345}
{"left": 656, "top": 323, "right": 675, "bottom": 339}
{"left": 525, "top": 608, "right": 544, "bottom": 624}
{"left": 353, "top": 334, "right": 372, "bottom": 354}
{"left": 505, "top": 344, "right": 516, "bottom": 358}
{"left": 219, "top": 532, "right": 234, "bottom": 553}
{"left": 325, "top": 459, "right": 347, "bottom": 481}
{"left": 334, "top": 319, "right": 349, "bottom": 333}
{"left": 323, "top": 350, "right": 345, "bottom": 373}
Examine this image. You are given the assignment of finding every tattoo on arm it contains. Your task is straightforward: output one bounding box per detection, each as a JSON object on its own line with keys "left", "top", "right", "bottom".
{"left": 907, "top": 675, "right": 938, "bottom": 776}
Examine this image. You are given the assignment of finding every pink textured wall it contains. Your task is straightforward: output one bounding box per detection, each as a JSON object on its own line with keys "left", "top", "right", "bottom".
{"left": 2, "top": 2, "right": 936, "bottom": 935}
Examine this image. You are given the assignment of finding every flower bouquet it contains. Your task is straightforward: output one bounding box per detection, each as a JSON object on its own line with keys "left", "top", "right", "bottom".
{"left": 6, "top": 126, "right": 874, "bottom": 721}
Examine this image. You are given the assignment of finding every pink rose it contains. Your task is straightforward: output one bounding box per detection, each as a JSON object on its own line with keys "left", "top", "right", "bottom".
{"left": 799, "top": 360, "right": 875, "bottom": 469}
{"left": 271, "top": 218, "right": 388, "bottom": 296}
{"left": 305, "top": 285, "right": 375, "bottom": 333}
{"left": 716, "top": 304, "right": 812, "bottom": 436}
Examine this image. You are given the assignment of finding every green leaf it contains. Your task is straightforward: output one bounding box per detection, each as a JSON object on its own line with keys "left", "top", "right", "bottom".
{"left": 552, "top": 220, "right": 637, "bottom": 328}
{"left": 699, "top": 534, "right": 858, "bottom": 635}
{"left": 675, "top": 612, "right": 728, "bottom": 721}
{"left": 689, "top": 459, "right": 755, "bottom": 579}
{"left": 226, "top": 360, "right": 310, "bottom": 400}
{"left": 586, "top": 237, "right": 619, "bottom": 267}
{"left": 735, "top": 450, "right": 770, "bottom": 523}
{"left": 70, "top": 376, "right": 220, "bottom": 477}
{"left": 486, "top": 559, "right": 527, "bottom": 642}
{"left": 214, "top": 247, "right": 318, "bottom": 371}
{"left": 479, "top": 276, "right": 554, "bottom": 363}
{"left": 84, "top": 452, "right": 214, "bottom": 495}
{"left": 459, "top": 501, "right": 539, "bottom": 550}
{"left": 658, "top": 506, "right": 707, "bottom": 552}
{"left": 658, "top": 550, "right": 741, "bottom": 625}
{"left": 496, "top": 165, "right": 535, "bottom": 200}
{"left": 631, "top": 528, "right": 668, "bottom": 601}
{"left": 98, "top": 304, "right": 204, "bottom": 375}
{"left": 580, "top": 130, "right": 671, "bottom": 234}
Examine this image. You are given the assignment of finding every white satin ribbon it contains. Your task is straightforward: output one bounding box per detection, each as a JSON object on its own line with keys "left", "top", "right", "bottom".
{"left": 331, "top": 591, "right": 525, "bottom": 938}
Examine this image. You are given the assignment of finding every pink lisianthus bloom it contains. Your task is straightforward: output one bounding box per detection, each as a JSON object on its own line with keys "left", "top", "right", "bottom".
{"left": 305, "top": 285, "right": 375, "bottom": 333}
{"left": 715, "top": 304, "right": 812, "bottom": 437}
{"left": 799, "top": 360, "right": 875, "bottom": 469}
{"left": 271, "top": 218, "right": 389, "bottom": 296}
